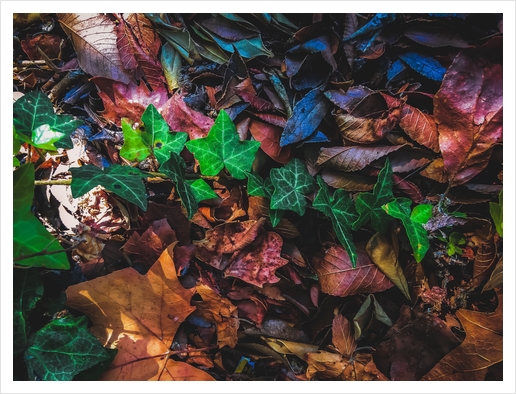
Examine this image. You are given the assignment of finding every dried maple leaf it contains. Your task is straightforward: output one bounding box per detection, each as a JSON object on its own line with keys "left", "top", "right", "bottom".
{"left": 421, "top": 291, "right": 503, "bottom": 381}
{"left": 195, "top": 284, "right": 239, "bottom": 348}
{"left": 66, "top": 244, "right": 214, "bottom": 381}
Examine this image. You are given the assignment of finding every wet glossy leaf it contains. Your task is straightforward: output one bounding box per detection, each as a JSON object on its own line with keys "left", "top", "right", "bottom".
{"left": 160, "top": 152, "right": 198, "bottom": 220}
{"left": 313, "top": 176, "right": 358, "bottom": 267}
{"left": 14, "top": 268, "right": 43, "bottom": 356}
{"left": 279, "top": 89, "right": 332, "bottom": 147}
{"left": 366, "top": 232, "right": 411, "bottom": 300}
{"left": 57, "top": 14, "right": 132, "bottom": 84}
{"left": 382, "top": 198, "right": 430, "bottom": 262}
{"left": 14, "top": 164, "right": 69, "bottom": 269}
{"left": 13, "top": 91, "right": 82, "bottom": 149}
{"left": 25, "top": 315, "right": 110, "bottom": 381}
{"left": 270, "top": 158, "right": 315, "bottom": 216}
{"left": 352, "top": 158, "right": 395, "bottom": 233}
{"left": 70, "top": 164, "right": 148, "bottom": 211}
{"left": 186, "top": 109, "right": 260, "bottom": 179}
{"left": 435, "top": 40, "right": 503, "bottom": 186}
{"left": 66, "top": 244, "right": 214, "bottom": 381}
{"left": 313, "top": 246, "right": 394, "bottom": 297}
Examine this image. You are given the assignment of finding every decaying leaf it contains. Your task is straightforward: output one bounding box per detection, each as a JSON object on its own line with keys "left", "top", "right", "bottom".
{"left": 313, "top": 246, "right": 394, "bottom": 297}
{"left": 66, "top": 244, "right": 214, "bottom": 380}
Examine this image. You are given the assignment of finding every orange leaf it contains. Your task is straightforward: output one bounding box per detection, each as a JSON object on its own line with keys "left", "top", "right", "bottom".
{"left": 332, "top": 312, "right": 356, "bottom": 357}
{"left": 421, "top": 291, "right": 503, "bottom": 381}
{"left": 66, "top": 243, "right": 214, "bottom": 381}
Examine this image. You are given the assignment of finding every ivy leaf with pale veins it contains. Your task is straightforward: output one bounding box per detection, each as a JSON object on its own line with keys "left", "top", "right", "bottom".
{"left": 70, "top": 164, "right": 148, "bottom": 211}
{"left": 188, "top": 179, "right": 218, "bottom": 202}
{"left": 270, "top": 158, "right": 315, "bottom": 216}
{"left": 185, "top": 109, "right": 260, "bottom": 179}
{"left": 119, "top": 118, "right": 152, "bottom": 162}
{"left": 13, "top": 91, "right": 82, "bottom": 150}
{"left": 246, "top": 172, "right": 284, "bottom": 227}
{"left": 25, "top": 315, "right": 110, "bottom": 381}
{"left": 160, "top": 152, "right": 198, "bottom": 219}
{"left": 141, "top": 104, "right": 188, "bottom": 165}
{"left": 382, "top": 198, "right": 430, "bottom": 262}
{"left": 353, "top": 158, "right": 395, "bottom": 233}
{"left": 313, "top": 176, "right": 358, "bottom": 267}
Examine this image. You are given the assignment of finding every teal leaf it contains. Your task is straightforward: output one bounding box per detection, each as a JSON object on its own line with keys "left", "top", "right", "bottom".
{"left": 382, "top": 198, "right": 430, "bottom": 262}
{"left": 353, "top": 158, "right": 395, "bottom": 233}
{"left": 161, "top": 42, "right": 183, "bottom": 90}
{"left": 270, "top": 158, "right": 315, "bottom": 216}
{"left": 313, "top": 176, "right": 359, "bottom": 267}
{"left": 70, "top": 164, "right": 148, "bottom": 211}
{"left": 119, "top": 118, "right": 152, "bottom": 162}
{"left": 13, "top": 91, "right": 82, "bottom": 149}
{"left": 160, "top": 153, "right": 198, "bottom": 219}
{"left": 141, "top": 104, "right": 188, "bottom": 165}
{"left": 14, "top": 164, "right": 70, "bottom": 269}
{"left": 14, "top": 268, "right": 43, "bottom": 356}
{"left": 188, "top": 178, "right": 218, "bottom": 202}
{"left": 186, "top": 109, "right": 260, "bottom": 179}
{"left": 489, "top": 190, "right": 503, "bottom": 237}
{"left": 25, "top": 315, "right": 110, "bottom": 381}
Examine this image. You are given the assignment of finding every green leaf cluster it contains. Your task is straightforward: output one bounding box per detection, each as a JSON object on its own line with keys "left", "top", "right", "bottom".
{"left": 14, "top": 164, "right": 70, "bottom": 269}
{"left": 13, "top": 91, "right": 83, "bottom": 150}
{"left": 120, "top": 104, "right": 188, "bottom": 165}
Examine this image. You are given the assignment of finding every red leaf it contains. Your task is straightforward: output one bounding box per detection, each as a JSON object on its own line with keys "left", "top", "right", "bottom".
{"left": 249, "top": 120, "right": 292, "bottom": 164}
{"left": 225, "top": 231, "right": 289, "bottom": 287}
{"left": 20, "top": 34, "right": 64, "bottom": 60}
{"left": 435, "top": 39, "right": 503, "bottom": 186}
{"left": 233, "top": 78, "right": 275, "bottom": 112}
{"left": 161, "top": 93, "right": 214, "bottom": 140}
{"left": 92, "top": 77, "right": 169, "bottom": 126}
{"left": 248, "top": 112, "right": 287, "bottom": 128}
{"left": 313, "top": 246, "right": 394, "bottom": 297}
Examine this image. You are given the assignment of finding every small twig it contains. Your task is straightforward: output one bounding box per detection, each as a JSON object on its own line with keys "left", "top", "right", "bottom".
{"left": 34, "top": 178, "right": 72, "bottom": 186}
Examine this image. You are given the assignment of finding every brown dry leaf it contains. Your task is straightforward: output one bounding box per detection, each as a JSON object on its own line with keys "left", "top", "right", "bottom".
{"left": 194, "top": 219, "right": 264, "bottom": 270}
{"left": 248, "top": 196, "right": 301, "bottom": 239}
{"left": 65, "top": 243, "right": 214, "bottom": 381}
{"left": 335, "top": 107, "right": 401, "bottom": 144}
{"left": 57, "top": 14, "right": 132, "bottom": 84}
{"left": 195, "top": 283, "right": 239, "bottom": 348}
{"left": 321, "top": 170, "right": 375, "bottom": 192}
{"left": 249, "top": 119, "right": 292, "bottom": 164}
{"left": 332, "top": 312, "right": 356, "bottom": 357}
{"left": 313, "top": 246, "right": 394, "bottom": 297}
{"left": 483, "top": 257, "right": 503, "bottom": 292}
{"left": 316, "top": 145, "right": 404, "bottom": 172}
{"left": 305, "top": 351, "right": 348, "bottom": 379}
{"left": 123, "top": 218, "right": 177, "bottom": 266}
{"left": 472, "top": 232, "right": 498, "bottom": 287}
{"left": 421, "top": 291, "right": 503, "bottom": 380}
{"left": 366, "top": 232, "right": 411, "bottom": 300}
{"left": 342, "top": 353, "right": 389, "bottom": 381}
{"left": 420, "top": 158, "right": 448, "bottom": 183}
{"left": 264, "top": 337, "right": 319, "bottom": 359}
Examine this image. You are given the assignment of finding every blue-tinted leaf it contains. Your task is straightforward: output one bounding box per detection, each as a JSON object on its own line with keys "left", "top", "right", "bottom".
{"left": 344, "top": 13, "right": 396, "bottom": 41}
{"left": 399, "top": 52, "right": 446, "bottom": 81}
{"left": 387, "top": 59, "right": 407, "bottom": 80}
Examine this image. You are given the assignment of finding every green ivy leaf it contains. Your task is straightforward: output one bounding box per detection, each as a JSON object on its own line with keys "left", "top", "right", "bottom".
{"left": 120, "top": 105, "right": 188, "bottom": 165}
{"left": 25, "top": 315, "right": 110, "bottom": 381}
{"left": 185, "top": 109, "right": 260, "bottom": 179}
{"left": 410, "top": 203, "right": 433, "bottom": 224}
{"left": 141, "top": 104, "right": 188, "bottom": 165}
{"left": 70, "top": 164, "right": 148, "bottom": 211}
{"left": 489, "top": 190, "right": 503, "bottom": 237}
{"left": 352, "top": 158, "right": 394, "bottom": 233}
{"left": 14, "top": 164, "right": 70, "bottom": 269}
{"left": 13, "top": 91, "right": 82, "bottom": 150}
{"left": 246, "top": 171, "right": 284, "bottom": 227}
{"left": 160, "top": 152, "right": 198, "bottom": 219}
{"left": 382, "top": 198, "right": 430, "bottom": 263}
{"left": 313, "top": 176, "right": 359, "bottom": 267}
{"left": 14, "top": 268, "right": 43, "bottom": 356}
{"left": 119, "top": 118, "right": 152, "bottom": 162}
{"left": 270, "top": 158, "right": 314, "bottom": 216}
{"left": 188, "top": 178, "right": 218, "bottom": 202}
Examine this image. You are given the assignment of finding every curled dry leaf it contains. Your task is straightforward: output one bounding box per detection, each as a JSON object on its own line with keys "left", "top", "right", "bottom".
{"left": 313, "top": 246, "right": 394, "bottom": 297}
{"left": 195, "top": 284, "right": 239, "bottom": 348}
{"left": 65, "top": 243, "right": 214, "bottom": 381}
{"left": 421, "top": 291, "right": 503, "bottom": 380}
